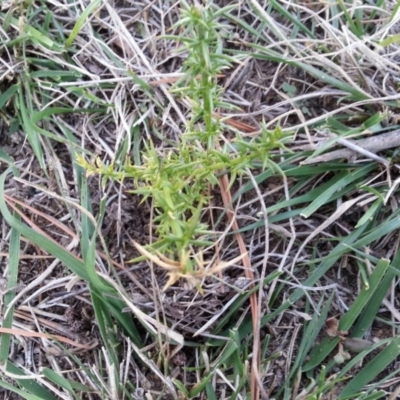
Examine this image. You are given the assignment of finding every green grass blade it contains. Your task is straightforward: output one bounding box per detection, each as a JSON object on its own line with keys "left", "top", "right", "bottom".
{"left": 301, "top": 164, "right": 376, "bottom": 217}
{"left": 41, "top": 367, "right": 90, "bottom": 398}
{"left": 304, "top": 258, "right": 390, "bottom": 371}
{"left": 79, "top": 173, "right": 95, "bottom": 261}
{"left": 355, "top": 199, "right": 381, "bottom": 228}
{"left": 90, "top": 287, "right": 120, "bottom": 366}
{"left": 0, "top": 13, "right": 63, "bottom": 51}
{"left": 0, "top": 211, "right": 21, "bottom": 365}
{"left": 65, "top": 0, "right": 102, "bottom": 47}
{"left": 0, "top": 381, "right": 47, "bottom": 400}
{"left": 339, "top": 336, "right": 400, "bottom": 399}
{"left": 337, "top": 0, "right": 362, "bottom": 38}
{"left": 205, "top": 382, "right": 218, "bottom": 400}
{"left": 359, "top": 392, "right": 387, "bottom": 400}
{"left": 0, "top": 83, "right": 19, "bottom": 109}
{"left": 31, "top": 107, "right": 103, "bottom": 124}
{"left": 248, "top": 48, "right": 369, "bottom": 101}
{"left": 190, "top": 331, "right": 239, "bottom": 397}
{"left": 2, "top": 361, "right": 58, "bottom": 400}
{"left": 288, "top": 293, "right": 334, "bottom": 380}
{"left": 269, "top": 0, "right": 316, "bottom": 38}
{"left": 352, "top": 256, "right": 400, "bottom": 338}
{"left": 304, "top": 337, "right": 340, "bottom": 373}
{"left": 339, "top": 259, "right": 390, "bottom": 331}
{"left": 0, "top": 169, "right": 90, "bottom": 281}
{"left": 351, "top": 211, "right": 400, "bottom": 249}
{"left": 17, "top": 84, "right": 46, "bottom": 172}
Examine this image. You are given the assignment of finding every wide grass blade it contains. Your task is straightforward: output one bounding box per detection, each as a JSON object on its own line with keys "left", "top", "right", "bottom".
{"left": 301, "top": 164, "right": 376, "bottom": 217}
{"left": 339, "top": 259, "right": 390, "bottom": 331}
{"left": 1, "top": 361, "right": 58, "bottom": 400}
{"left": 339, "top": 336, "right": 400, "bottom": 399}
{"left": 0, "top": 380, "right": 49, "bottom": 400}
{"left": 352, "top": 265, "right": 399, "bottom": 337}
{"left": 303, "top": 258, "right": 390, "bottom": 371}
{"left": 41, "top": 367, "right": 93, "bottom": 398}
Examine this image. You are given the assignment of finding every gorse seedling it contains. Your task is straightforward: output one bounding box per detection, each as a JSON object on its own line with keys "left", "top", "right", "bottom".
{"left": 78, "top": 1, "right": 288, "bottom": 290}
{"left": 166, "top": 1, "right": 237, "bottom": 139}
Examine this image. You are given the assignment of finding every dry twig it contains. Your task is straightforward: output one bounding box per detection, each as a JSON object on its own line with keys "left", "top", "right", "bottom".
{"left": 301, "top": 130, "right": 400, "bottom": 164}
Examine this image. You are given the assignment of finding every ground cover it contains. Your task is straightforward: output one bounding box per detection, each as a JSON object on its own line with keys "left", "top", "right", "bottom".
{"left": 1, "top": 0, "right": 400, "bottom": 399}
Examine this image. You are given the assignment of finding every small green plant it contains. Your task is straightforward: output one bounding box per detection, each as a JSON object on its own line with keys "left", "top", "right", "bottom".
{"left": 78, "top": 0, "right": 289, "bottom": 290}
